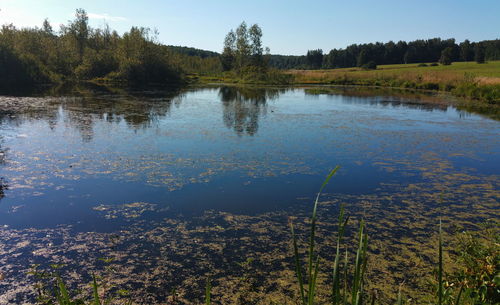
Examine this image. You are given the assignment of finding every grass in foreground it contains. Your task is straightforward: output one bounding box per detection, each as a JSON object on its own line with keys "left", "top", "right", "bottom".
{"left": 30, "top": 168, "right": 499, "bottom": 304}
{"left": 286, "top": 168, "right": 499, "bottom": 305}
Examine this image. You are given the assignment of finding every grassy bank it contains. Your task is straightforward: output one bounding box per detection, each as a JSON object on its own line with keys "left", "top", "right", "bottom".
{"left": 197, "top": 68, "right": 294, "bottom": 85}
{"left": 286, "top": 61, "right": 500, "bottom": 104}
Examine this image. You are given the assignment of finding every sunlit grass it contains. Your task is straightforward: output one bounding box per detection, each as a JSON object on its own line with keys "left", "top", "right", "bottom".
{"left": 286, "top": 62, "right": 500, "bottom": 106}
{"left": 287, "top": 61, "right": 500, "bottom": 84}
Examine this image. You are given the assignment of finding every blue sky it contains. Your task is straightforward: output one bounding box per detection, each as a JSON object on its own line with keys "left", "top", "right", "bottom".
{"left": 1, "top": 0, "right": 499, "bottom": 55}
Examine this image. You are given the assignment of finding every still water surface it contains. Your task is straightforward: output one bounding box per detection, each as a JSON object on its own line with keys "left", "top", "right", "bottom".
{"left": 0, "top": 85, "right": 498, "bottom": 303}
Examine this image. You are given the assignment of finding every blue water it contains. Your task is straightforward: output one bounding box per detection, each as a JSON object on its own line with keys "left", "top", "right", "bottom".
{"left": 0, "top": 86, "right": 498, "bottom": 230}
{"left": 0, "top": 85, "right": 499, "bottom": 303}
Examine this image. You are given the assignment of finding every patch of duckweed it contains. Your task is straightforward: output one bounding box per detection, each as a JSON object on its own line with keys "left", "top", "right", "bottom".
{"left": 92, "top": 202, "right": 157, "bottom": 219}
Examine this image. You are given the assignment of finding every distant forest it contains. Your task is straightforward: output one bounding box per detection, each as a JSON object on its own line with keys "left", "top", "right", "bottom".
{"left": 174, "top": 37, "right": 500, "bottom": 71}
{"left": 269, "top": 38, "right": 500, "bottom": 69}
{"left": 1, "top": 8, "right": 500, "bottom": 88}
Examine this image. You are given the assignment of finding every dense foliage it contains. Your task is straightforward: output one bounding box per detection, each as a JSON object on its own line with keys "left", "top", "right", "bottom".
{"left": 1, "top": 9, "right": 499, "bottom": 86}
{"left": 0, "top": 9, "right": 204, "bottom": 87}
{"left": 217, "top": 22, "right": 293, "bottom": 84}
{"left": 268, "top": 38, "right": 500, "bottom": 70}
{"left": 221, "top": 22, "right": 269, "bottom": 72}
{"left": 447, "top": 225, "right": 500, "bottom": 304}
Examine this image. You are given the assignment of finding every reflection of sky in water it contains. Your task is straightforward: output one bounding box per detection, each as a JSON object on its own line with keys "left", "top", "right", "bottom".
{"left": 0, "top": 86, "right": 498, "bottom": 230}
{"left": 0, "top": 85, "right": 499, "bottom": 303}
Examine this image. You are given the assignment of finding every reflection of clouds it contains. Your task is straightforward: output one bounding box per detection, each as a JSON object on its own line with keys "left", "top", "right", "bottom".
{"left": 219, "top": 86, "right": 285, "bottom": 136}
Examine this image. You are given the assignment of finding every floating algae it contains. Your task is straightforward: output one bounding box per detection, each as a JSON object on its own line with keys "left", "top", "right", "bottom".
{"left": 0, "top": 85, "right": 498, "bottom": 303}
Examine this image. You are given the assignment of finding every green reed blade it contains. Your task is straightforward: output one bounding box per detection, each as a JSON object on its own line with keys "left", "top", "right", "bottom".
{"left": 332, "top": 205, "right": 348, "bottom": 305}
{"left": 308, "top": 166, "right": 340, "bottom": 300}
{"left": 308, "top": 255, "right": 321, "bottom": 305}
{"left": 92, "top": 274, "right": 102, "bottom": 305}
{"left": 205, "top": 277, "right": 211, "bottom": 305}
{"left": 438, "top": 218, "right": 443, "bottom": 305}
{"left": 454, "top": 284, "right": 463, "bottom": 305}
{"left": 290, "top": 220, "right": 306, "bottom": 305}
{"left": 352, "top": 219, "right": 365, "bottom": 305}
{"left": 56, "top": 274, "right": 70, "bottom": 305}
{"left": 397, "top": 283, "right": 403, "bottom": 305}
{"left": 342, "top": 248, "right": 348, "bottom": 305}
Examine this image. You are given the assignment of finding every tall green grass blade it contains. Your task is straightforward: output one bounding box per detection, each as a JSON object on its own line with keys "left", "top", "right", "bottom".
{"left": 307, "top": 166, "right": 340, "bottom": 304}
{"left": 290, "top": 220, "right": 306, "bottom": 305}
{"left": 352, "top": 219, "right": 366, "bottom": 305}
{"left": 205, "top": 277, "right": 211, "bottom": 305}
{"left": 56, "top": 274, "right": 70, "bottom": 305}
{"left": 308, "top": 255, "right": 321, "bottom": 305}
{"left": 438, "top": 218, "right": 443, "bottom": 305}
{"left": 396, "top": 283, "right": 403, "bottom": 305}
{"left": 92, "top": 274, "right": 101, "bottom": 305}
{"left": 342, "top": 248, "right": 348, "bottom": 305}
{"left": 354, "top": 290, "right": 362, "bottom": 305}
{"left": 332, "top": 205, "right": 348, "bottom": 305}
{"left": 361, "top": 232, "right": 368, "bottom": 288}
{"left": 454, "top": 284, "right": 463, "bottom": 305}
{"left": 317, "top": 166, "right": 341, "bottom": 199}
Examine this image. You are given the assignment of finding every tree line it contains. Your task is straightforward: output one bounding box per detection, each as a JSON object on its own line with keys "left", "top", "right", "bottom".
{"left": 0, "top": 9, "right": 223, "bottom": 88}
{"left": 268, "top": 38, "right": 500, "bottom": 69}
{"left": 2, "top": 9, "right": 499, "bottom": 88}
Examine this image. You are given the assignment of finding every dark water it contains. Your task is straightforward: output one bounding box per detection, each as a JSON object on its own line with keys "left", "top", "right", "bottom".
{"left": 0, "top": 85, "right": 498, "bottom": 303}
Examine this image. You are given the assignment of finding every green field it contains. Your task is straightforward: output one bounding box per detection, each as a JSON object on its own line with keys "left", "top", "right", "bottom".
{"left": 283, "top": 61, "right": 500, "bottom": 109}
{"left": 287, "top": 61, "right": 500, "bottom": 85}
{"left": 359, "top": 61, "right": 500, "bottom": 77}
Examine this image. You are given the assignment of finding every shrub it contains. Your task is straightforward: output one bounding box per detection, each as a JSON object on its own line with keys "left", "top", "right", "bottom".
{"left": 75, "top": 49, "right": 119, "bottom": 79}
{"left": 418, "top": 63, "right": 428, "bottom": 67}
{"left": 475, "top": 44, "right": 486, "bottom": 64}
{"left": 0, "top": 44, "right": 54, "bottom": 87}
{"left": 361, "top": 61, "right": 377, "bottom": 70}
{"left": 446, "top": 224, "right": 500, "bottom": 304}
{"left": 417, "top": 82, "right": 440, "bottom": 90}
{"left": 439, "top": 47, "right": 454, "bottom": 65}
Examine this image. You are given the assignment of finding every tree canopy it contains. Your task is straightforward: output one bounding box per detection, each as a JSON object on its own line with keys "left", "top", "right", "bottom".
{"left": 0, "top": 8, "right": 222, "bottom": 87}
{"left": 221, "top": 22, "right": 269, "bottom": 73}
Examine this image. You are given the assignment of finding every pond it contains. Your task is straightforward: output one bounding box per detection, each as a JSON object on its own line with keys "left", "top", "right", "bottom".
{"left": 0, "top": 85, "right": 498, "bottom": 303}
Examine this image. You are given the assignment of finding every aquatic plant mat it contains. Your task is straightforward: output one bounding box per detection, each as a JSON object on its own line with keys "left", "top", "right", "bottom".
{"left": 0, "top": 86, "right": 498, "bottom": 303}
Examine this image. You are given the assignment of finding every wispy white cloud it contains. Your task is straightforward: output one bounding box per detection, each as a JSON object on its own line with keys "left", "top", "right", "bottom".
{"left": 87, "top": 13, "right": 127, "bottom": 22}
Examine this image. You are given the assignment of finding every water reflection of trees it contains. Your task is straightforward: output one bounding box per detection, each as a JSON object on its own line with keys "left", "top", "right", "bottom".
{"left": 0, "top": 139, "right": 7, "bottom": 200}
{"left": 219, "top": 86, "right": 286, "bottom": 136}
{"left": 304, "top": 87, "right": 450, "bottom": 111}
{"left": 0, "top": 84, "right": 185, "bottom": 141}
{"left": 0, "top": 178, "right": 6, "bottom": 199}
